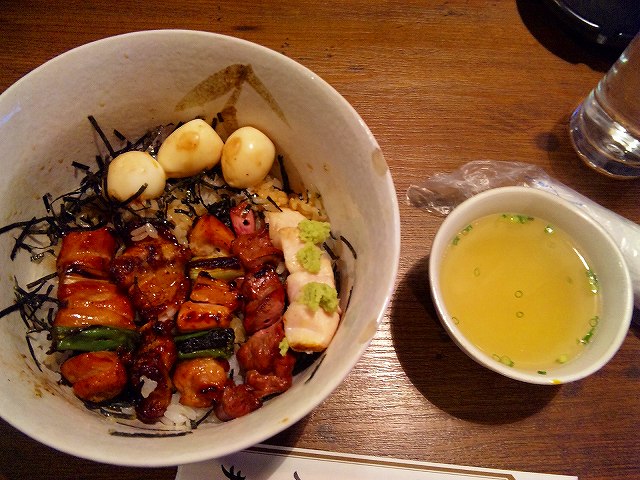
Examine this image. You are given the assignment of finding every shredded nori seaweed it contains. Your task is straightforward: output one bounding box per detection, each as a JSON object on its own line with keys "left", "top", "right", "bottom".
{"left": 339, "top": 235, "right": 357, "bottom": 259}
{"left": 276, "top": 154, "right": 290, "bottom": 193}
{"left": 109, "top": 430, "right": 192, "bottom": 438}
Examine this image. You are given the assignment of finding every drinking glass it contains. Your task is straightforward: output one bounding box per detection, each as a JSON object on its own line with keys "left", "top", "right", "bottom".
{"left": 570, "top": 31, "right": 640, "bottom": 179}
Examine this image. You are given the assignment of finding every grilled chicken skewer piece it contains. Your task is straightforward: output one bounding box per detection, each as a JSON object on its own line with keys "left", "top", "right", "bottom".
{"left": 173, "top": 272, "right": 241, "bottom": 409}
{"left": 174, "top": 209, "right": 292, "bottom": 419}
{"left": 55, "top": 227, "right": 132, "bottom": 403}
{"left": 265, "top": 208, "right": 341, "bottom": 353}
{"left": 109, "top": 225, "right": 192, "bottom": 423}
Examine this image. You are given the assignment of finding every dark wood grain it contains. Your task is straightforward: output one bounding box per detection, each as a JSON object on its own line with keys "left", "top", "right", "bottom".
{"left": 1, "top": 1, "right": 639, "bottom": 479}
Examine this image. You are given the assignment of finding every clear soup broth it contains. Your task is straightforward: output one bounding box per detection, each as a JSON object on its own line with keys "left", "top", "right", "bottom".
{"left": 440, "top": 213, "right": 601, "bottom": 373}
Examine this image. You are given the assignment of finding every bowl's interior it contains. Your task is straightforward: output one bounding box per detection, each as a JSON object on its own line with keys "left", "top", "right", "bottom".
{"left": 429, "top": 186, "right": 633, "bottom": 384}
{"left": 0, "top": 30, "right": 400, "bottom": 466}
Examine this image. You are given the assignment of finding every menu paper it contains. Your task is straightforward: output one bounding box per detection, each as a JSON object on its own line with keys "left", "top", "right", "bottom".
{"left": 176, "top": 444, "right": 577, "bottom": 480}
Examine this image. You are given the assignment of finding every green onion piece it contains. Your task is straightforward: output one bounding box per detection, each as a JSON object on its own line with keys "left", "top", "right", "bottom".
{"left": 52, "top": 326, "right": 139, "bottom": 352}
{"left": 187, "top": 257, "right": 243, "bottom": 281}
{"left": 174, "top": 328, "right": 235, "bottom": 360}
{"left": 178, "top": 349, "right": 232, "bottom": 360}
{"left": 493, "top": 355, "right": 514, "bottom": 367}
{"left": 586, "top": 269, "right": 599, "bottom": 294}
{"left": 500, "top": 356, "right": 514, "bottom": 367}
{"left": 452, "top": 225, "right": 473, "bottom": 245}
{"left": 502, "top": 213, "right": 534, "bottom": 224}
{"left": 278, "top": 337, "right": 289, "bottom": 356}
{"left": 580, "top": 317, "right": 599, "bottom": 345}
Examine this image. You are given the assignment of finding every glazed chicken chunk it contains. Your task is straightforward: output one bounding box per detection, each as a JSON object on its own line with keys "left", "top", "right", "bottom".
{"left": 60, "top": 351, "right": 127, "bottom": 403}
{"left": 54, "top": 275, "right": 136, "bottom": 330}
{"left": 110, "top": 229, "right": 191, "bottom": 323}
{"left": 129, "top": 320, "right": 178, "bottom": 424}
{"left": 236, "top": 320, "right": 296, "bottom": 400}
{"left": 173, "top": 357, "right": 232, "bottom": 408}
{"left": 56, "top": 227, "right": 117, "bottom": 278}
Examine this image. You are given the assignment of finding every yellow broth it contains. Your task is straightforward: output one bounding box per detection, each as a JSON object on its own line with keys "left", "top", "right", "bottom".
{"left": 439, "top": 213, "right": 600, "bottom": 373}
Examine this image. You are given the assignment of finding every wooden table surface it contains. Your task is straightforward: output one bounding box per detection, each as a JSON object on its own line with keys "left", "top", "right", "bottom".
{"left": 1, "top": 1, "right": 638, "bottom": 479}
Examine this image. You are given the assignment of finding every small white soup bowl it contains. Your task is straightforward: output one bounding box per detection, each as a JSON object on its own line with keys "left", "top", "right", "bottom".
{"left": 429, "top": 186, "right": 632, "bottom": 385}
{"left": 0, "top": 31, "right": 400, "bottom": 466}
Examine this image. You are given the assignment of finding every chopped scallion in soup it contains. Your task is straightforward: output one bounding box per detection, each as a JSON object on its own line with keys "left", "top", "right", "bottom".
{"left": 439, "top": 213, "right": 600, "bottom": 371}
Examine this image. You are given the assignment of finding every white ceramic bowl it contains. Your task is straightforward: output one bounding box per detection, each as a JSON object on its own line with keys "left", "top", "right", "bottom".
{"left": 0, "top": 30, "right": 400, "bottom": 466}
{"left": 429, "top": 186, "right": 632, "bottom": 385}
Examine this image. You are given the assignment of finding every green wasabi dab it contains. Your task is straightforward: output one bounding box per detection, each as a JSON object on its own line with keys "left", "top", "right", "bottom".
{"left": 300, "top": 282, "right": 339, "bottom": 314}
{"left": 298, "top": 219, "right": 331, "bottom": 244}
{"left": 297, "top": 243, "right": 322, "bottom": 273}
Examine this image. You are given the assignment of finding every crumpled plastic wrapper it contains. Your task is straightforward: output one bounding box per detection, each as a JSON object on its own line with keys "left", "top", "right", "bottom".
{"left": 407, "top": 160, "right": 640, "bottom": 310}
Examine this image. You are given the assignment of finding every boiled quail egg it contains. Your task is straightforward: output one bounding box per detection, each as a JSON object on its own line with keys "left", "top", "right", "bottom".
{"left": 107, "top": 151, "right": 166, "bottom": 202}
{"left": 157, "top": 119, "right": 223, "bottom": 178}
{"left": 221, "top": 126, "right": 276, "bottom": 188}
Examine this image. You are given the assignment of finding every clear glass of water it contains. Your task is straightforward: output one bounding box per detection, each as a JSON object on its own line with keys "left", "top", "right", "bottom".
{"left": 570, "top": 31, "right": 640, "bottom": 179}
